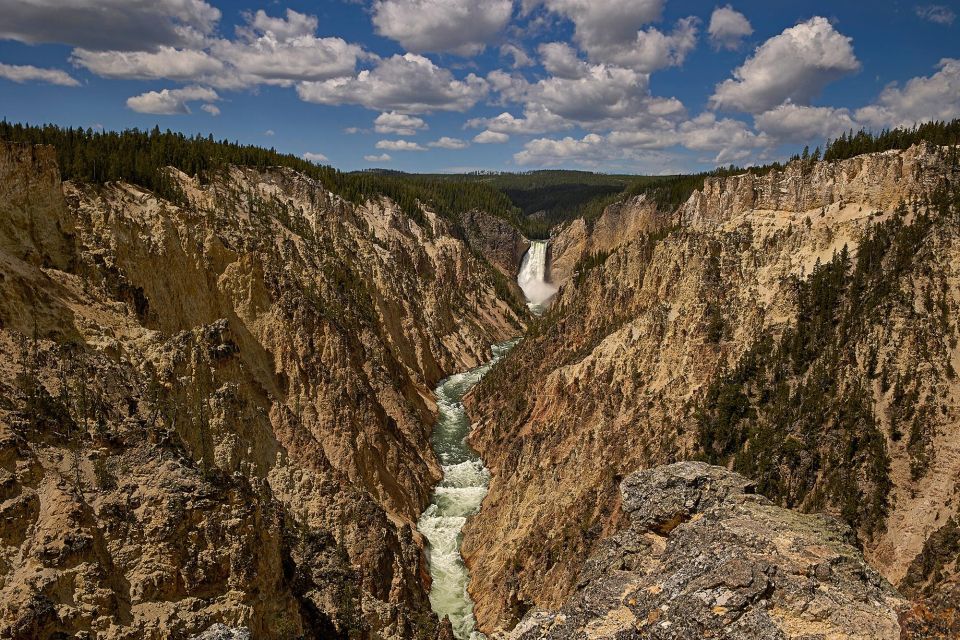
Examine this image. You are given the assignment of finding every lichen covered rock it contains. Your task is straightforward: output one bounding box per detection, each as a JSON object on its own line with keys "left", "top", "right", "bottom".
{"left": 504, "top": 463, "right": 906, "bottom": 640}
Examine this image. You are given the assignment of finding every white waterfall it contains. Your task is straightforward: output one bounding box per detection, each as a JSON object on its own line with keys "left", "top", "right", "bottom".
{"left": 517, "top": 240, "right": 558, "bottom": 313}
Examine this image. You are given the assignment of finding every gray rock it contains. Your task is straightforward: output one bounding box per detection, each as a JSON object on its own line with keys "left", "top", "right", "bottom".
{"left": 190, "top": 624, "right": 252, "bottom": 640}
{"left": 501, "top": 463, "right": 907, "bottom": 639}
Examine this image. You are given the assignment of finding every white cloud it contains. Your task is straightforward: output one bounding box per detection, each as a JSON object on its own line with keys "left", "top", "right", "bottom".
{"left": 302, "top": 152, "right": 329, "bottom": 163}
{"left": 376, "top": 139, "right": 428, "bottom": 151}
{"left": 0, "top": 0, "right": 220, "bottom": 51}
{"left": 533, "top": 0, "right": 663, "bottom": 54}
{"left": 467, "top": 105, "right": 571, "bottom": 135}
{"left": 429, "top": 136, "right": 469, "bottom": 149}
{"left": 265, "top": 129, "right": 275, "bottom": 136}
{"left": 238, "top": 9, "right": 318, "bottom": 41}
{"left": 71, "top": 47, "right": 223, "bottom": 81}
{"left": 200, "top": 103, "right": 220, "bottom": 116}
{"left": 530, "top": 0, "right": 695, "bottom": 72}
{"left": 500, "top": 43, "right": 534, "bottom": 68}
{"left": 68, "top": 9, "right": 363, "bottom": 89}
{"left": 708, "top": 5, "right": 753, "bottom": 50}
{"left": 474, "top": 130, "right": 510, "bottom": 143}
{"left": 515, "top": 133, "right": 606, "bottom": 165}
{"left": 856, "top": 58, "right": 960, "bottom": 128}
{"left": 297, "top": 53, "right": 488, "bottom": 113}
{"left": 539, "top": 42, "right": 589, "bottom": 79}
{"left": 710, "top": 17, "right": 860, "bottom": 113}
{"left": 372, "top": 0, "right": 514, "bottom": 55}
{"left": 587, "top": 17, "right": 700, "bottom": 73}
{"left": 754, "top": 104, "right": 857, "bottom": 143}
{"left": 374, "top": 111, "right": 428, "bottom": 136}
{"left": 0, "top": 62, "right": 79, "bottom": 86}
{"left": 210, "top": 32, "right": 363, "bottom": 86}
{"left": 679, "top": 112, "right": 769, "bottom": 163}
{"left": 126, "top": 85, "right": 218, "bottom": 114}
{"left": 915, "top": 5, "right": 956, "bottom": 25}
{"left": 364, "top": 153, "right": 392, "bottom": 162}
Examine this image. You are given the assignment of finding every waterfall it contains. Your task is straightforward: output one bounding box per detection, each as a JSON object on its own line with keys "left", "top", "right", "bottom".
{"left": 517, "top": 240, "right": 558, "bottom": 314}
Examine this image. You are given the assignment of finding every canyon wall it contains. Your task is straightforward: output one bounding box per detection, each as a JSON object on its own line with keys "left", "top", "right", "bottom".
{"left": 463, "top": 143, "right": 960, "bottom": 634}
{"left": 0, "top": 143, "right": 523, "bottom": 639}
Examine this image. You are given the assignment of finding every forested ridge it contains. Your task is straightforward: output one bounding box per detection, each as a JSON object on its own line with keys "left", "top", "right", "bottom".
{"left": 696, "top": 182, "right": 960, "bottom": 537}
{"left": 5, "top": 118, "right": 957, "bottom": 241}
{"left": 0, "top": 122, "right": 525, "bottom": 232}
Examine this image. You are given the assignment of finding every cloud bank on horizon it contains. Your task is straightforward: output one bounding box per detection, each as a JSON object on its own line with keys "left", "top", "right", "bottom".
{"left": 0, "top": 0, "right": 957, "bottom": 173}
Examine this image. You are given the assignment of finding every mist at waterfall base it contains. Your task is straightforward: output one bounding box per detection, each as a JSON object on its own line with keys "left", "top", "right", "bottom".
{"left": 417, "top": 341, "right": 516, "bottom": 640}
{"left": 517, "top": 240, "right": 558, "bottom": 314}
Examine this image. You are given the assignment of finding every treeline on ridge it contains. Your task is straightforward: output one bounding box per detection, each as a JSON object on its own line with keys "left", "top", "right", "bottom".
{"left": 0, "top": 121, "right": 526, "bottom": 233}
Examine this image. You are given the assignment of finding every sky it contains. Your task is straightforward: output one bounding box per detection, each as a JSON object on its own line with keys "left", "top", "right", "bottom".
{"left": 0, "top": 0, "right": 958, "bottom": 174}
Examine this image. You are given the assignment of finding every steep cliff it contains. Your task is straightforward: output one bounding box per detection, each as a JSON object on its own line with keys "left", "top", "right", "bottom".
{"left": 464, "top": 143, "right": 960, "bottom": 633}
{"left": 0, "top": 142, "right": 524, "bottom": 639}
{"left": 504, "top": 463, "right": 906, "bottom": 640}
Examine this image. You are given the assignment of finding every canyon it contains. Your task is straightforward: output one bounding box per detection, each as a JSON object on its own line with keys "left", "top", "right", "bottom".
{"left": 464, "top": 142, "right": 960, "bottom": 637}
{"left": 0, "top": 141, "right": 525, "bottom": 639}
{"left": 2, "top": 135, "right": 959, "bottom": 640}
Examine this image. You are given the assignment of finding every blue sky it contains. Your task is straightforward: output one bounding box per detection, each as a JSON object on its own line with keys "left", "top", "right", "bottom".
{"left": 1, "top": 0, "right": 958, "bottom": 174}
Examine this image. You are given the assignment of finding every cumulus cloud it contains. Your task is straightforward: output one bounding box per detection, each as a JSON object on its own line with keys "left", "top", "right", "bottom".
{"left": 372, "top": 0, "right": 513, "bottom": 55}
{"left": 466, "top": 105, "right": 571, "bottom": 135}
{"left": 539, "top": 42, "right": 590, "bottom": 79}
{"left": 474, "top": 130, "right": 510, "bottom": 143}
{"left": 210, "top": 10, "right": 364, "bottom": 86}
{"left": 429, "top": 136, "right": 470, "bottom": 149}
{"left": 364, "top": 153, "right": 392, "bottom": 162}
{"left": 0, "top": 62, "right": 80, "bottom": 86}
{"left": 530, "top": 0, "right": 695, "bottom": 72}
{"left": 587, "top": 17, "right": 700, "bottom": 73}
{"left": 856, "top": 58, "right": 960, "bottom": 128}
{"left": 200, "top": 103, "right": 220, "bottom": 116}
{"left": 533, "top": 0, "right": 663, "bottom": 54}
{"left": 0, "top": 0, "right": 220, "bottom": 51}
{"left": 376, "top": 139, "right": 428, "bottom": 151}
{"left": 679, "top": 112, "right": 769, "bottom": 163}
{"left": 754, "top": 104, "right": 857, "bottom": 143}
{"left": 710, "top": 17, "right": 860, "bottom": 113}
{"left": 915, "top": 5, "right": 956, "bottom": 25}
{"left": 500, "top": 44, "right": 534, "bottom": 68}
{"left": 515, "top": 133, "right": 606, "bottom": 165}
{"left": 67, "top": 8, "right": 363, "bottom": 90}
{"left": 708, "top": 5, "right": 753, "bottom": 50}
{"left": 71, "top": 47, "right": 223, "bottom": 81}
{"left": 126, "top": 85, "right": 219, "bottom": 114}
{"left": 297, "top": 53, "right": 488, "bottom": 113}
{"left": 238, "top": 9, "right": 318, "bottom": 41}
{"left": 302, "top": 152, "right": 329, "bottom": 163}
{"left": 374, "top": 111, "right": 428, "bottom": 135}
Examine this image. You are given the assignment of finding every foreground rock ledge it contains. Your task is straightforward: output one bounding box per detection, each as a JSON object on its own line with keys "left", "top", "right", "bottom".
{"left": 501, "top": 462, "right": 906, "bottom": 639}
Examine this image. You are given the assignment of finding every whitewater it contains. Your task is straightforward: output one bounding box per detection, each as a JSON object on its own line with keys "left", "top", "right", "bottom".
{"left": 417, "top": 240, "right": 553, "bottom": 639}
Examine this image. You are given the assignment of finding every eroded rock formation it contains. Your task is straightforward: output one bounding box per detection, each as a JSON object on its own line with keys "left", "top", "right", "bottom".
{"left": 0, "top": 142, "right": 523, "bottom": 639}
{"left": 464, "top": 144, "right": 960, "bottom": 634}
{"left": 503, "top": 463, "right": 906, "bottom": 640}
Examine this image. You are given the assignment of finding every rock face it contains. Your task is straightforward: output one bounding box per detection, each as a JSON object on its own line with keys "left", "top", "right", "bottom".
{"left": 459, "top": 208, "right": 530, "bottom": 280}
{"left": 548, "top": 195, "right": 668, "bottom": 285}
{"left": 0, "top": 143, "right": 524, "bottom": 639}
{"left": 504, "top": 463, "right": 906, "bottom": 640}
{"left": 464, "top": 144, "right": 960, "bottom": 633}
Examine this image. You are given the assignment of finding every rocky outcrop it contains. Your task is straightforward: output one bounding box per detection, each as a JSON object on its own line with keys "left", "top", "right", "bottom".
{"left": 0, "top": 143, "right": 524, "bottom": 639}
{"left": 548, "top": 195, "right": 668, "bottom": 286}
{"left": 464, "top": 144, "right": 960, "bottom": 634}
{"left": 681, "top": 142, "right": 952, "bottom": 227}
{"left": 459, "top": 208, "right": 529, "bottom": 280}
{"left": 504, "top": 463, "right": 906, "bottom": 640}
